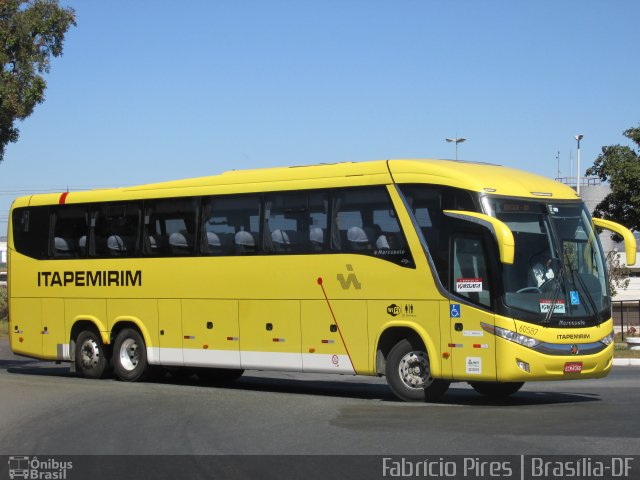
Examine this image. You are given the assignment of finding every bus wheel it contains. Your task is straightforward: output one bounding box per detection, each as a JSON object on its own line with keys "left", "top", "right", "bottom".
{"left": 386, "top": 338, "right": 450, "bottom": 402}
{"left": 469, "top": 381, "right": 524, "bottom": 399}
{"left": 196, "top": 368, "right": 244, "bottom": 384}
{"left": 113, "top": 328, "right": 152, "bottom": 382}
{"left": 75, "top": 330, "right": 111, "bottom": 379}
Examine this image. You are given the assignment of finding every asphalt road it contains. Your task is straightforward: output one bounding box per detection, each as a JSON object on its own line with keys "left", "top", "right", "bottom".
{"left": 0, "top": 337, "right": 638, "bottom": 456}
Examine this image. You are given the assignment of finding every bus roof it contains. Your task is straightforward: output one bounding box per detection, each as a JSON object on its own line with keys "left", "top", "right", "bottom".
{"left": 15, "top": 159, "right": 578, "bottom": 207}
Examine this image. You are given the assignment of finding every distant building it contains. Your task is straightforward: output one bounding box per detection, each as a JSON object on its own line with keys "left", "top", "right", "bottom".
{"left": 0, "top": 236, "right": 6, "bottom": 264}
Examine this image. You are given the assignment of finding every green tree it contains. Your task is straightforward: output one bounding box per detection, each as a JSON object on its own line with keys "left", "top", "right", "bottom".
{"left": 586, "top": 125, "right": 640, "bottom": 232}
{"left": 0, "top": 0, "right": 75, "bottom": 162}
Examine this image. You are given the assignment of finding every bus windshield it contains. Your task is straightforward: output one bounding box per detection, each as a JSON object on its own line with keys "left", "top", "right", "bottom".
{"left": 485, "top": 198, "right": 610, "bottom": 326}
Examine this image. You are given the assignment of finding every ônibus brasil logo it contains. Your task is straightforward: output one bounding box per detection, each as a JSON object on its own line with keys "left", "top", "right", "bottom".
{"left": 8, "top": 456, "right": 73, "bottom": 479}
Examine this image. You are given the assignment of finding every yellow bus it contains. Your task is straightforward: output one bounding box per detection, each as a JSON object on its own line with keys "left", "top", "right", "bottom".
{"left": 7, "top": 159, "right": 636, "bottom": 401}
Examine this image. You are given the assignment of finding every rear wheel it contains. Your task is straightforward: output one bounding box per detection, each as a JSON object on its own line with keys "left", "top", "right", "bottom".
{"left": 469, "top": 381, "right": 524, "bottom": 399}
{"left": 113, "top": 328, "right": 154, "bottom": 382}
{"left": 75, "top": 330, "right": 111, "bottom": 379}
{"left": 385, "top": 338, "right": 450, "bottom": 402}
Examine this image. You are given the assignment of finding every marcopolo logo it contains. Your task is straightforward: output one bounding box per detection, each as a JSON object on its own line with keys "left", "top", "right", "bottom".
{"left": 8, "top": 456, "right": 73, "bottom": 480}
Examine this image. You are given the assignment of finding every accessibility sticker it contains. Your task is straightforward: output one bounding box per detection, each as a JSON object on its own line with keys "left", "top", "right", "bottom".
{"left": 450, "top": 304, "right": 461, "bottom": 318}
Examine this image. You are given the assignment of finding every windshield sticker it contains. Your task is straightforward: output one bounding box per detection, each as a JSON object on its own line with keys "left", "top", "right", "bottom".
{"left": 466, "top": 357, "right": 482, "bottom": 375}
{"left": 570, "top": 291, "right": 580, "bottom": 305}
{"left": 456, "top": 278, "right": 483, "bottom": 293}
{"left": 540, "top": 300, "right": 566, "bottom": 314}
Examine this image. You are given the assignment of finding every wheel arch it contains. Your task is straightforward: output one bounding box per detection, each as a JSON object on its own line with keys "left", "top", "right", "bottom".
{"left": 375, "top": 322, "right": 441, "bottom": 376}
{"left": 70, "top": 317, "right": 109, "bottom": 357}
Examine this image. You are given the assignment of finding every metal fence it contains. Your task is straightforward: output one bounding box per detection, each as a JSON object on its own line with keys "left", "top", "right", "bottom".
{"left": 612, "top": 300, "right": 640, "bottom": 340}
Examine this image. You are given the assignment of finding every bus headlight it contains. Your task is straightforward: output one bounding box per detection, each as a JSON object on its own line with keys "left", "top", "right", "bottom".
{"left": 482, "top": 323, "right": 540, "bottom": 349}
{"left": 600, "top": 331, "right": 614, "bottom": 346}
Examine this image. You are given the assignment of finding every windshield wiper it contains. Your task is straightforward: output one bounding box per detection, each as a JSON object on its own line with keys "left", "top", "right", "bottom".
{"left": 540, "top": 262, "right": 565, "bottom": 325}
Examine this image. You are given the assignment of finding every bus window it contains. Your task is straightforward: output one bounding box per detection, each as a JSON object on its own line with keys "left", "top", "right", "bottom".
{"left": 11, "top": 207, "right": 50, "bottom": 260}
{"left": 201, "top": 195, "right": 260, "bottom": 255}
{"left": 91, "top": 203, "right": 141, "bottom": 258}
{"left": 143, "top": 198, "right": 199, "bottom": 256}
{"left": 51, "top": 205, "right": 89, "bottom": 259}
{"left": 451, "top": 235, "right": 492, "bottom": 308}
{"left": 400, "top": 185, "right": 477, "bottom": 281}
{"left": 331, "top": 187, "right": 412, "bottom": 266}
{"left": 263, "top": 190, "right": 329, "bottom": 253}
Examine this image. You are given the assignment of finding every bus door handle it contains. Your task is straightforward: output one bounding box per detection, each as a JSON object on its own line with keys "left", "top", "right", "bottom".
{"left": 330, "top": 324, "right": 337, "bottom": 333}
{"left": 266, "top": 323, "right": 273, "bottom": 331}
{"left": 454, "top": 323, "right": 463, "bottom": 332}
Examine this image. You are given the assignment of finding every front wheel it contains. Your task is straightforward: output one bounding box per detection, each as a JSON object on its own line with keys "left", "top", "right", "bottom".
{"left": 469, "top": 381, "right": 524, "bottom": 399}
{"left": 113, "top": 328, "right": 154, "bottom": 382}
{"left": 385, "top": 338, "right": 450, "bottom": 402}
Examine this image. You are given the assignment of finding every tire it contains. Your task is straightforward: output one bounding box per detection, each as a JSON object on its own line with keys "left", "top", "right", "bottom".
{"left": 196, "top": 368, "right": 244, "bottom": 384}
{"left": 469, "top": 381, "right": 524, "bottom": 399}
{"left": 113, "top": 328, "right": 154, "bottom": 382}
{"left": 385, "top": 338, "right": 450, "bottom": 402}
{"left": 75, "top": 330, "right": 111, "bottom": 379}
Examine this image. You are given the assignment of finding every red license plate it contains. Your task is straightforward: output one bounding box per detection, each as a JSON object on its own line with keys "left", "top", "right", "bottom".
{"left": 563, "top": 362, "right": 583, "bottom": 374}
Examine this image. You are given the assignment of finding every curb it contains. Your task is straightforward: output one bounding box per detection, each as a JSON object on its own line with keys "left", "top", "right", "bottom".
{"left": 613, "top": 358, "right": 640, "bottom": 366}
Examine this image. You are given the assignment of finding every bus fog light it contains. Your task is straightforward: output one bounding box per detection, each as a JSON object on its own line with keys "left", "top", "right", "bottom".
{"left": 516, "top": 359, "right": 530, "bottom": 373}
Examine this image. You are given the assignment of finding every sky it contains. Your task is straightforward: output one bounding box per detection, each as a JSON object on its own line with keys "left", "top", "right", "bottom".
{"left": 1, "top": 0, "right": 639, "bottom": 234}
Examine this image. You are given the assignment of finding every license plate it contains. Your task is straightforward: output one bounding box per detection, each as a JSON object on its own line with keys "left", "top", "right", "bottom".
{"left": 564, "top": 362, "right": 583, "bottom": 374}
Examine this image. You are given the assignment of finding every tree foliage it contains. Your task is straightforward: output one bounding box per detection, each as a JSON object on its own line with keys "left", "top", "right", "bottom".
{"left": 586, "top": 125, "right": 640, "bottom": 232}
{"left": 0, "top": 0, "right": 75, "bottom": 162}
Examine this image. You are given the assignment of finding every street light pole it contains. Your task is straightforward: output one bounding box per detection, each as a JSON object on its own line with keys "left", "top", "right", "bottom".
{"left": 445, "top": 137, "right": 466, "bottom": 161}
{"left": 575, "top": 134, "right": 584, "bottom": 194}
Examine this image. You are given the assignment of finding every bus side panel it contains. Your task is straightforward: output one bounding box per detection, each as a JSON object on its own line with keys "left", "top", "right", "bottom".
{"left": 41, "top": 298, "right": 66, "bottom": 360}
{"left": 181, "top": 299, "right": 240, "bottom": 368}
{"left": 368, "top": 300, "right": 442, "bottom": 377}
{"left": 158, "top": 299, "right": 183, "bottom": 366}
{"left": 301, "top": 300, "right": 366, "bottom": 375}
{"left": 10, "top": 298, "right": 42, "bottom": 358}
{"left": 239, "top": 300, "right": 302, "bottom": 371}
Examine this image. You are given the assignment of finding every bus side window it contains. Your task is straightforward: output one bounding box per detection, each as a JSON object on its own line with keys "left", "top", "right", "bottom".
{"left": 201, "top": 195, "right": 260, "bottom": 256}
{"left": 330, "top": 187, "right": 412, "bottom": 266}
{"left": 143, "top": 198, "right": 200, "bottom": 257}
{"left": 91, "top": 203, "right": 141, "bottom": 258}
{"left": 263, "top": 190, "right": 329, "bottom": 254}
{"left": 50, "top": 205, "right": 89, "bottom": 259}
{"left": 11, "top": 207, "right": 50, "bottom": 260}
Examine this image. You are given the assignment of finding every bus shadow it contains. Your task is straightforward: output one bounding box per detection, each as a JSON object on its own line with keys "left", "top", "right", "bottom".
{"left": 1, "top": 360, "right": 602, "bottom": 405}
{"left": 2, "top": 358, "right": 76, "bottom": 377}
{"left": 442, "top": 385, "right": 601, "bottom": 406}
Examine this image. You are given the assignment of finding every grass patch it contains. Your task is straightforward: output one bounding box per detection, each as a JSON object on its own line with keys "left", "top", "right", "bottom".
{"left": 0, "top": 319, "right": 7, "bottom": 337}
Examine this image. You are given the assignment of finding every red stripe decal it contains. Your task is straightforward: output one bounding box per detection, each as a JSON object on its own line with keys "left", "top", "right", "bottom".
{"left": 59, "top": 192, "right": 69, "bottom": 204}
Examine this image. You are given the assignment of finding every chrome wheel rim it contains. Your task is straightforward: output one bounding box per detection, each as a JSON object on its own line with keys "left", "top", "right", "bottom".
{"left": 119, "top": 338, "right": 140, "bottom": 372}
{"left": 80, "top": 338, "right": 100, "bottom": 369}
{"left": 398, "top": 350, "right": 433, "bottom": 389}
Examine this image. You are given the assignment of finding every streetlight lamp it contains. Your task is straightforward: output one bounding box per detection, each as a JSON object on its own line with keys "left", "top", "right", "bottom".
{"left": 446, "top": 137, "right": 466, "bottom": 161}
{"left": 575, "top": 134, "right": 584, "bottom": 194}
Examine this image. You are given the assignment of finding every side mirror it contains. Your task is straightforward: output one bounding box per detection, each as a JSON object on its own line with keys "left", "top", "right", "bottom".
{"left": 443, "top": 210, "right": 515, "bottom": 264}
{"left": 592, "top": 218, "right": 637, "bottom": 266}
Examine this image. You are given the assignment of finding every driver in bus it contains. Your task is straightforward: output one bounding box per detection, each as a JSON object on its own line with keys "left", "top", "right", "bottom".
{"left": 531, "top": 253, "right": 555, "bottom": 287}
